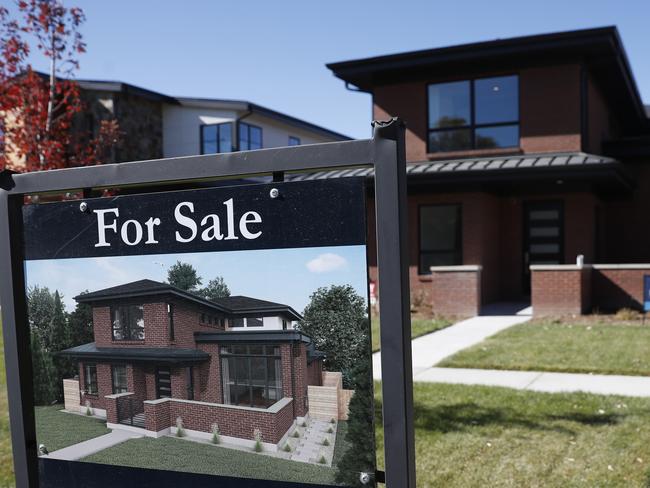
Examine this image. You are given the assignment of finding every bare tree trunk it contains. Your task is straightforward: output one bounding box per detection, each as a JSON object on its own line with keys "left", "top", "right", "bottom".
{"left": 41, "top": 29, "right": 56, "bottom": 169}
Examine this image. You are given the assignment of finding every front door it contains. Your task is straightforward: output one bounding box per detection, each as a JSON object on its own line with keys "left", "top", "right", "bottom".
{"left": 523, "top": 201, "right": 564, "bottom": 293}
{"left": 156, "top": 367, "right": 172, "bottom": 399}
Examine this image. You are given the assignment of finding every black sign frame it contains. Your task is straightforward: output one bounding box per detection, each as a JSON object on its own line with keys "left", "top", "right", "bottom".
{"left": 0, "top": 118, "right": 415, "bottom": 487}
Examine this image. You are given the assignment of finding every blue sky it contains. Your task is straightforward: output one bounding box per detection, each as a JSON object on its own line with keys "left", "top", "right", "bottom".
{"left": 18, "top": 0, "right": 650, "bottom": 139}
{"left": 24, "top": 246, "right": 368, "bottom": 313}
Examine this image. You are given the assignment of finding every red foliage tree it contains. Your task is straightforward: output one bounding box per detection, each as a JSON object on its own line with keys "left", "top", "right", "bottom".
{"left": 0, "top": 1, "right": 120, "bottom": 172}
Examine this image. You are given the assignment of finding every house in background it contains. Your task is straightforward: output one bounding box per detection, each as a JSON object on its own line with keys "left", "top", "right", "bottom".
{"left": 59, "top": 279, "right": 348, "bottom": 451}
{"left": 324, "top": 26, "right": 650, "bottom": 316}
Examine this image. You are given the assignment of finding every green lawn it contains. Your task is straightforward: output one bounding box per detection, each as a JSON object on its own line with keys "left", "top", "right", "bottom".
{"left": 372, "top": 317, "right": 452, "bottom": 352}
{"left": 375, "top": 382, "right": 650, "bottom": 487}
{"left": 82, "top": 420, "right": 351, "bottom": 485}
{"left": 35, "top": 405, "right": 110, "bottom": 452}
{"left": 0, "top": 320, "right": 14, "bottom": 488}
{"left": 439, "top": 320, "right": 650, "bottom": 375}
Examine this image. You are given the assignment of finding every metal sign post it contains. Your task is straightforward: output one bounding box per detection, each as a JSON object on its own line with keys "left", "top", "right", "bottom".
{"left": 0, "top": 118, "right": 415, "bottom": 488}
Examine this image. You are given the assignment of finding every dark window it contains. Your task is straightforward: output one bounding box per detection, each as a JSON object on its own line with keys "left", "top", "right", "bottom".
{"left": 282, "top": 319, "right": 287, "bottom": 331}
{"left": 186, "top": 366, "right": 194, "bottom": 400}
{"left": 428, "top": 75, "right": 519, "bottom": 152}
{"left": 200, "top": 123, "right": 233, "bottom": 154}
{"left": 111, "top": 305, "right": 144, "bottom": 341}
{"left": 156, "top": 367, "right": 171, "bottom": 399}
{"left": 221, "top": 345, "right": 282, "bottom": 408}
{"left": 112, "top": 365, "right": 128, "bottom": 394}
{"left": 200, "top": 313, "right": 205, "bottom": 323}
{"left": 231, "top": 317, "right": 245, "bottom": 327}
{"left": 247, "top": 317, "right": 263, "bottom": 327}
{"left": 288, "top": 136, "right": 301, "bottom": 146}
{"left": 168, "top": 303, "right": 175, "bottom": 341}
{"left": 239, "top": 122, "right": 262, "bottom": 150}
{"left": 419, "top": 205, "right": 462, "bottom": 273}
{"left": 84, "top": 363, "right": 98, "bottom": 395}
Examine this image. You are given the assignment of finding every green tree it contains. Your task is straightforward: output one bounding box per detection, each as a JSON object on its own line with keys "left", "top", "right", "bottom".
{"left": 67, "top": 295, "right": 94, "bottom": 347}
{"left": 49, "top": 291, "right": 72, "bottom": 400}
{"left": 298, "top": 285, "right": 368, "bottom": 387}
{"left": 30, "top": 332, "right": 57, "bottom": 406}
{"left": 334, "top": 343, "right": 376, "bottom": 486}
{"left": 26, "top": 285, "right": 55, "bottom": 342}
{"left": 167, "top": 261, "right": 202, "bottom": 291}
{"left": 200, "top": 277, "right": 231, "bottom": 301}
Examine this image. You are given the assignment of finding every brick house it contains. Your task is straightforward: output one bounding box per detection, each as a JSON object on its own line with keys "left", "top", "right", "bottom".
{"left": 323, "top": 26, "right": 650, "bottom": 316}
{"left": 59, "top": 279, "right": 330, "bottom": 450}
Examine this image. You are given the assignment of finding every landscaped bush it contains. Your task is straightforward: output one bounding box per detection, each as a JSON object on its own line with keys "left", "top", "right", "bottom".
{"left": 85, "top": 400, "right": 93, "bottom": 416}
{"left": 322, "top": 437, "right": 330, "bottom": 446}
{"left": 319, "top": 455, "right": 326, "bottom": 464}
{"left": 175, "top": 417, "right": 185, "bottom": 437}
{"left": 253, "top": 428, "right": 263, "bottom": 452}
{"left": 326, "top": 426, "right": 333, "bottom": 434}
{"left": 292, "top": 430, "right": 300, "bottom": 438}
{"left": 283, "top": 443, "right": 291, "bottom": 452}
{"left": 211, "top": 423, "right": 220, "bottom": 444}
{"left": 301, "top": 420, "right": 307, "bottom": 427}
{"left": 615, "top": 307, "right": 640, "bottom": 321}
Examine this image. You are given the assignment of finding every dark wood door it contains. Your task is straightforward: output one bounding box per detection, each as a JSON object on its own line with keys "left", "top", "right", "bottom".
{"left": 523, "top": 201, "right": 564, "bottom": 293}
{"left": 156, "top": 367, "right": 171, "bottom": 399}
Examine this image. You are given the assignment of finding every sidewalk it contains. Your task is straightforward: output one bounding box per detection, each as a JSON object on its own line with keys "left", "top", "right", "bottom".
{"left": 45, "top": 429, "right": 143, "bottom": 461}
{"left": 414, "top": 367, "right": 650, "bottom": 397}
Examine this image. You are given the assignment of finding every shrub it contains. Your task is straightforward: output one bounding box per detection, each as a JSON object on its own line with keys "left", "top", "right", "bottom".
{"left": 615, "top": 308, "right": 640, "bottom": 321}
{"left": 292, "top": 430, "right": 300, "bottom": 438}
{"left": 175, "top": 417, "right": 185, "bottom": 437}
{"left": 253, "top": 428, "right": 263, "bottom": 452}
{"left": 301, "top": 420, "right": 307, "bottom": 428}
{"left": 211, "top": 423, "right": 220, "bottom": 445}
{"left": 319, "top": 455, "right": 327, "bottom": 464}
{"left": 85, "top": 400, "right": 93, "bottom": 416}
{"left": 327, "top": 426, "right": 334, "bottom": 434}
{"left": 322, "top": 437, "right": 330, "bottom": 446}
{"left": 330, "top": 418, "right": 336, "bottom": 424}
{"left": 283, "top": 443, "right": 291, "bottom": 452}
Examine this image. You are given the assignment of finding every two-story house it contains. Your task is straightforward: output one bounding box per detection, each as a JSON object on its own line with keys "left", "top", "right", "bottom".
{"left": 59, "top": 279, "right": 330, "bottom": 450}
{"left": 324, "top": 26, "right": 650, "bottom": 316}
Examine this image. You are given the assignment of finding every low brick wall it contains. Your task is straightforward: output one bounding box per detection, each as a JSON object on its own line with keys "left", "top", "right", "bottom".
{"left": 429, "top": 265, "right": 482, "bottom": 316}
{"left": 104, "top": 392, "right": 134, "bottom": 424}
{"left": 592, "top": 265, "right": 650, "bottom": 312}
{"left": 531, "top": 265, "right": 591, "bottom": 316}
{"left": 143, "top": 397, "right": 294, "bottom": 444}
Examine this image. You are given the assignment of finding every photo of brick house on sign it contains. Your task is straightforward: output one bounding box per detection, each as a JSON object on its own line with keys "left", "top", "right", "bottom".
{"left": 22, "top": 179, "right": 376, "bottom": 486}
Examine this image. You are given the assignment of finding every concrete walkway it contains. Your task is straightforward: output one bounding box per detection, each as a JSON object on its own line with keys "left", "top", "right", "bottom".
{"left": 372, "top": 303, "right": 532, "bottom": 380}
{"left": 415, "top": 367, "right": 650, "bottom": 397}
{"left": 45, "top": 429, "right": 143, "bottom": 461}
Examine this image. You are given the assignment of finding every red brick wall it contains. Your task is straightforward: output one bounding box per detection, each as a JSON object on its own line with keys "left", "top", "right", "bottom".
{"left": 592, "top": 267, "right": 649, "bottom": 311}
{"left": 307, "top": 360, "right": 323, "bottom": 387}
{"left": 531, "top": 267, "right": 588, "bottom": 316}
{"left": 144, "top": 400, "right": 170, "bottom": 432}
{"left": 79, "top": 361, "right": 113, "bottom": 410}
{"left": 430, "top": 269, "right": 481, "bottom": 316}
{"left": 293, "top": 344, "right": 308, "bottom": 417}
{"left": 197, "top": 343, "right": 222, "bottom": 403}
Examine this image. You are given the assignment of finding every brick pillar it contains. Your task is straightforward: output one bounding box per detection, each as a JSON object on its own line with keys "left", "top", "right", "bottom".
{"left": 531, "top": 265, "right": 591, "bottom": 316}
{"left": 104, "top": 396, "right": 119, "bottom": 424}
{"left": 293, "top": 343, "right": 308, "bottom": 417}
{"left": 144, "top": 399, "right": 171, "bottom": 432}
{"left": 430, "top": 265, "right": 482, "bottom": 316}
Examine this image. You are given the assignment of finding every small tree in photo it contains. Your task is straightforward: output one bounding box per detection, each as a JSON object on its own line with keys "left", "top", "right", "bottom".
{"left": 199, "top": 277, "right": 231, "bottom": 301}
{"left": 167, "top": 261, "right": 202, "bottom": 291}
{"left": 175, "top": 417, "right": 186, "bottom": 437}
{"left": 253, "top": 428, "right": 263, "bottom": 452}
{"left": 298, "top": 285, "right": 368, "bottom": 387}
{"left": 30, "top": 331, "right": 56, "bottom": 405}
{"left": 211, "top": 423, "right": 220, "bottom": 445}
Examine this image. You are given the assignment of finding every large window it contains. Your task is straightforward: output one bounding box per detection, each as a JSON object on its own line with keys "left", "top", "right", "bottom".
{"left": 111, "top": 305, "right": 144, "bottom": 341}
{"left": 239, "top": 122, "right": 262, "bottom": 150}
{"left": 221, "top": 344, "right": 282, "bottom": 408}
{"left": 428, "top": 75, "right": 519, "bottom": 152}
{"left": 200, "top": 123, "right": 233, "bottom": 154}
{"left": 288, "top": 136, "right": 301, "bottom": 146}
{"left": 84, "top": 363, "right": 98, "bottom": 395}
{"left": 112, "top": 365, "right": 128, "bottom": 394}
{"left": 230, "top": 316, "right": 263, "bottom": 328}
{"left": 419, "top": 204, "right": 462, "bottom": 273}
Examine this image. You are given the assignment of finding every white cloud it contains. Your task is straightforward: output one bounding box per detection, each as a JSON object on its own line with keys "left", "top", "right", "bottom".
{"left": 306, "top": 253, "right": 347, "bottom": 273}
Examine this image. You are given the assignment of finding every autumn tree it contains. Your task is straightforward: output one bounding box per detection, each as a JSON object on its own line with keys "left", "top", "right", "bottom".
{"left": 0, "top": 1, "right": 120, "bottom": 172}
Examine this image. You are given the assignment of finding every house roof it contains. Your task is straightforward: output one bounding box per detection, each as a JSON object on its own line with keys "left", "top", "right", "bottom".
{"left": 290, "top": 151, "right": 621, "bottom": 180}
{"left": 327, "top": 26, "right": 649, "bottom": 134}
{"left": 58, "top": 342, "right": 209, "bottom": 363}
{"left": 73, "top": 78, "right": 350, "bottom": 141}
{"left": 75, "top": 279, "right": 303, "bottom": 321}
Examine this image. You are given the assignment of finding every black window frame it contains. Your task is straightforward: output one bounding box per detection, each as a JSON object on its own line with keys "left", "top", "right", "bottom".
{"left": 111, "top": 304, "right": 145, "bottom": 341}
{"left": 418, "top": 204, "right": 463, "bottom": 274}
{"left": 168, "top": 303, "right": 175, "bottom": 341}
{"left": 220, "top": 344, "right": 282, "bottom": 408}
{"left": 155, "top": 367, "right": 172, "bottom": 399}
{"left": 84, "top": 363, "right": 98, "bottom": 395}
{"left": 111, "top": 364, "right": 128, "bottom": 394}
{"left": 238, "top": 122, "right": 263, "bottom": 151}
{"left": 186, "top": 366, "right": 194, "bottom": 401}
{"left": 288, "top": 136, "right": 301, "bottom": 146}
{"left": 200, "top": 122, "right": 233, "bottom": 155}
{"left": 427, "top": 74, "right": 520, "bottom": 153}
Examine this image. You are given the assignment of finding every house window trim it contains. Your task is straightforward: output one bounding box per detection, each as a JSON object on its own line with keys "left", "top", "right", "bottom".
{"left": 220, "top": 344, "right": 282, "bottom": 409}
{"left": 426, "top": 74, "right": 520, "bottom": 153}
{"left": 288, "top": 136, "right": 301, "bottom": 146}
{"left": 418, "top": 203, "right": 463, "bottom": 275}
{"left": 238, "top": 122, "right": 263, "bottom": 151}
{"left": 111, "top": 364, "right": 128, "bottom": 395}
{"left": 111, "top": 304, "right": 145, "bottom": 342}
{"left": 200, "top": 122, "right": 233, "bottom": 155}
{"left": 84, "top": 363, "right": 98, "bottom": 395}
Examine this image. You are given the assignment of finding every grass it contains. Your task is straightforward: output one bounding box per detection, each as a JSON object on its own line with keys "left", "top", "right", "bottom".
{"left": 375, "top": 382, "right": 650, "bottom": 487}
{"left": 439, "top": 320, "right": 650, "bottom": 375}
{"left": 371, "top": 316, "right": 452, "bottom": 352}
{"left": 82, "top": 422, "right": 352, "bottom": 485}
{"left": 34, "top": 405, "right": 110, "bottom": 452}
{"left": 0, "top": 320, "right": 14, "bottom": 488}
